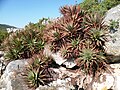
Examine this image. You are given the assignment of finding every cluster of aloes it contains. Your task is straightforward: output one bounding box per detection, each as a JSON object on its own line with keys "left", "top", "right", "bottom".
{"left": 1, "top": 18, "right": 51, "bottom": 60}
{"left": 2, "top": 29, "right": 45, "bottom": 60}
{"left": 44, "top": 5, "right": 108, "bottom": 76}
{"left": 24, "top": 54, "right": 55, "bottom": 88}
{"left": 44, "top": 5, "right": 85, "bottom": 58}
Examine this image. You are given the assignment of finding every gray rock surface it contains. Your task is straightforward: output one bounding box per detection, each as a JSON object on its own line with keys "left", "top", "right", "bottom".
{"left": 0, "top": 59, "right": 31, "bottom": 90}
{"left": 0, "top": 51, "right": 4, "bottom": 57}
{"left": 44, "top": 44, "right": 76, "bottom": 68}
{"left": 0, "top": 51, "right": 5, "bottom": 77}
{"left": 1, "top": 59, "right": 120, "bottom": 90}
{"left": 104, "top": 5, "right": 120, "bottom": 26}
{"left": 92, "top": 64, "right": 120, "bottom": 90}
{"left": 104, "top": 4, "right": 120, "bottom": 56}
{"left": 35, "top": 64, "right": 120, "bottom": 90}
{"left": 36, "top": 78, "right": 74, "bottom": 90}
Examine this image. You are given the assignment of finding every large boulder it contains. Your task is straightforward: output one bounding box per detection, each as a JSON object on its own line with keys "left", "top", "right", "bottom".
{"left": 0, "top": 59, "right": 31, "bottom": 90}
{"left": 92, "top": 63, "right": 120, "bottom": 90}
{"left": 104, "top": 5, "right": 120, "bottom": 26}
{"left": 104, "top": 4, "right": 120, "bottom": 56}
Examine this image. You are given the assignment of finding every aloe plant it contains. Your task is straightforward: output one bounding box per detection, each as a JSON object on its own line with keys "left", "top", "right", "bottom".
{"left": 83, "top": 13, "right": 107, "bottom": 32}
{"left": 75, "top": 48, "right": 106, "bottom": 75}
{"left": 44, "top": 5, "right": 85, "bottom": 53}
{"left": 25, "top": 54, "right": 55, "bottom": 88}
{"left": 89, "top": 28, "right": 107, "bottom": 50}
{"left": 27, "top": 67, "right": 48, "bottom": 87}
{"left": 71, "top": 38, "right": 80, "bottom": 48}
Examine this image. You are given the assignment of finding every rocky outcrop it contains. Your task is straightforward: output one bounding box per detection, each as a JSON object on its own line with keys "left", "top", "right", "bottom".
{"left": 1, "top": 57, "right": 120, "bottom": 90}
{"left": 35, "top": 64, "right": 120, "bottom": 90}
{"left": 36, "top": 78, "right": 74, "bottom": 90}
{"left": 104, "top": 5, "right": 120, "bottom": 26}
{"left": 92, "top": 64, "right": 120, "bottom": 90}
{"left": 104, "top": 4, "right": 120, "bottom": 56}
{"left": 0, "top": 59, "right": 31, "bottom": 90}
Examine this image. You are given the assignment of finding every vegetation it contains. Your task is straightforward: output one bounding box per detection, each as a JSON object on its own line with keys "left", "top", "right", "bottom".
{"left": 0, "top": 30, "right": 8, "bottom": 48}
{"left": 109, "top": 19, "right": 119, "bottom": 33}
{"left": 44, "top": 5, "right": 108, "bottom": 77}
{"left": 2, "top": 18, "right": 50, "bottom": 60}
{"left": 24, "top": 54, "right": 55, "bottom": 88}
{"left": 80, "top": 0, "right": 120, "bottom": 15}
{"left": 2, "top": 0, "right": 120, "bottom": 89}
{"left": 25, "top": 18, "right": 50, "bottom": 31}
{"left": 2, "top": 29, "right": 44, "bottom": 60}
{"left": 76, "top": 48, "right": 106, "bottom": 76}
{"left": 0, "top": 24, "right": 16, "bottom": 31}
{"left": 0, "top": 24, "right": 17, "bottom": 49}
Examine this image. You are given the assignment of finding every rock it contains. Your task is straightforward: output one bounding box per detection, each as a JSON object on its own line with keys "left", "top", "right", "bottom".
{"left": 92, "top": 63, "right": 120, "bottom": 90}
{"left": 63, "top": 58, "right": 76, "bottom": 68}
{"left": 0, "top": 57, "right": 6, "bottom": 77}
{"left": 0, "top": 59, "right": 31, "bottom": 90}
{"left": 51, "top": 52, "right": 67, "bottom": 65}
{"left": 43, "top": 44, "right": 52, "bottom": 57}
{"left": 0, "top": 51, "right": 4, "bottom": 57}
{"left": 0, "top": 61, "right": 6, "bottom": 76}
{"left": 104, "top": 4, "right": 120, "bottom": 26}
{"left": 104, "top": 4, "right": 120, "bottom": 56}
{"left": 1, "top": 59, "right": 120, "bottom": 90}
{"left": 44, "top": 43, "right": 77, "bottom": 68}
{"left": 36, "top": 78, "right": 74, "bottom": 90}
{"left": 55, "top": 63, "right": 120, "bottom": 90}
{"left": 44, "top": 44, "right": 67, "bottom": 65}
{"left": 92, "top": 73, "right": 115, "bottom": 90}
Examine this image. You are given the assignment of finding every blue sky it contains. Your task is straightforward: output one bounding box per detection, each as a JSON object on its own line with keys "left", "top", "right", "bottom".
{"left": 0, "top": 0, "right": 83, "bottom": 28}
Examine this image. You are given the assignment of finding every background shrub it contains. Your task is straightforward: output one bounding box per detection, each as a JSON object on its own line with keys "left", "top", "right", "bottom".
{"left": 80, "top": 0, "right": 120, "bottom": 15}
{"left": 0, "top": 30, "right": 8, "bottom": 50}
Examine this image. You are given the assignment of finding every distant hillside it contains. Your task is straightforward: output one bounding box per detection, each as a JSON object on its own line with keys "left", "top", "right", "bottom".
{"left": 0, "top": 24, "right": 17, "bottom": 31}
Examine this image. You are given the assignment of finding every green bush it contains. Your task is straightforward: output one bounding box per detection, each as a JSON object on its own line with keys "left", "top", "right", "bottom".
{"left": 0, "top": 30, "right": 8, "bottom": 49}
{"left": 100, "top": 0, "right": 120, "bottom": 10}
{"left": 80, "top": 0, "right": 120, "bottom": 15}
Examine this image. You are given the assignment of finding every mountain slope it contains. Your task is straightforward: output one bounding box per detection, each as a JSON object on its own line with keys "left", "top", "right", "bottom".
{"left": 0, "top": 24, "right": 17, "bottom": 31}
